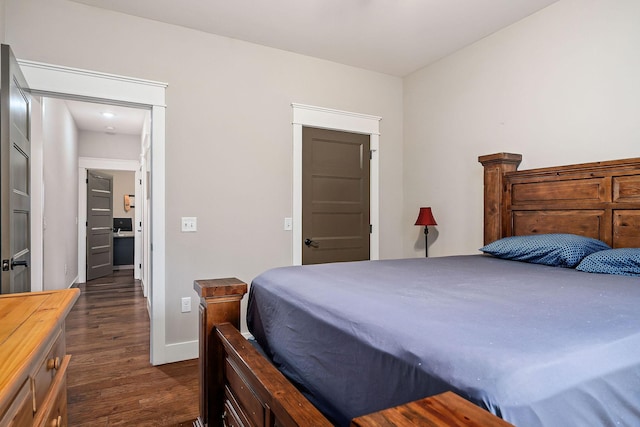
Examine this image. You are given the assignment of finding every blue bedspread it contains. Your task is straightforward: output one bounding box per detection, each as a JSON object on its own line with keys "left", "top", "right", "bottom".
{"left": 247, "top": 255, "right": 640, "bottom": 426}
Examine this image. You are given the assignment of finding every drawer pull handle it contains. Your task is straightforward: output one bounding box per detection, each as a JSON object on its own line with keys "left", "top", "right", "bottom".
{"left": 47, "top": 356, "right": 61, "bottom": 370}
{"left": 51, "top": 415, "right": 62, "bottom": 427}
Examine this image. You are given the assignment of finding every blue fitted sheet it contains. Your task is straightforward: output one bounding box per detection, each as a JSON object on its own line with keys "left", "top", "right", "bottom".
{"left": 247, "top": 255, "right": 640, "bottom": 426}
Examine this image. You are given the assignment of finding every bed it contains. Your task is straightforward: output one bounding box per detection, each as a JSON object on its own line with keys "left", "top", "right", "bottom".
{"left": 194, "top": 152, "right": 640, "bottom": 427}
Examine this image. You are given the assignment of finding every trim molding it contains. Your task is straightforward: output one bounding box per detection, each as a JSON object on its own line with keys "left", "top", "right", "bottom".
{"left": 18, "top": 59, "right": 167, "bottom": 106}
{"left": 79, "top": 157, "right": 140, "bottom": 170}
{"left": 21, "top": 60, "right": 174, "bottom": 365}
{"left": 291, "top": 103, "right": 381, "bottom": 265}
{"left": 77, "top": 157, "right": 140, "bottom": 285}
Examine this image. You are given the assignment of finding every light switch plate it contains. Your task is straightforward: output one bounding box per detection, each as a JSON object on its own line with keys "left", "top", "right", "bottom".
{"left": 284, "top": 217, "right": 293, "bottom": 231}
{"left": 181, "top": 217, "right": 197, "bottom": 232}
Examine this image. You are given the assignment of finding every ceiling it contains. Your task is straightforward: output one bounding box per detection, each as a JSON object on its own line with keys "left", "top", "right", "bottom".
{"left": 70, "top": 0, "right": 559, "bottom": 77}
{"left": 65, "top": 0, "right": 558, "bottom": 133}
{"left": 65, "top": 99, "right": 148, "bottom": 136}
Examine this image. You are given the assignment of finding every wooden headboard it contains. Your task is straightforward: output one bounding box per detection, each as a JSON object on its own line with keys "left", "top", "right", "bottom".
{"left": 479, "top": 153, "right": 640, "bottom": 247}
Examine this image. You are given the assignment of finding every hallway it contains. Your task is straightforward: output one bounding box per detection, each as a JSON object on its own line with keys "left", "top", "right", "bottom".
{"left": 65, "top": 271, "right": 198, "bottom": 426}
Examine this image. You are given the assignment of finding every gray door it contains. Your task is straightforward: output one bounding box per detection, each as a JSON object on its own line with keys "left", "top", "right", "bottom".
{"left": 87, "top": 170, "right": 113, "bottom": 280}
{"left": 302, "top": 127, "right": 370, "bottom": 265}
{"left": 0, "top": 45, "right": 31, "bottom": 294}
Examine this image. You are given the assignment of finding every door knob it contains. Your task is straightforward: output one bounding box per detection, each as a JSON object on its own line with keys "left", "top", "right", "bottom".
{"left": 304, "top": 238, "right": 319, "bottom": 248}
{"left": 11, "top": 259, "right": 28, "bottom": 269}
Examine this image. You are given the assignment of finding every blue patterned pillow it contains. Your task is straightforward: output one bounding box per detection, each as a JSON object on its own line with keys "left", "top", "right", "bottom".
{"left": 480, "top": 234, "right": 610, "bottom": 268}
{"left": 576, "top": 248, "right": 640, "bottom": 276}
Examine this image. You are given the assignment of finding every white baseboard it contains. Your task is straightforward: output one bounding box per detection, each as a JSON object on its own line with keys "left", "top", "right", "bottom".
{"left": 152, "top": 340, "right": 199, "bottom": 365}
{"left": 68, "top": 275, "right": 79, "bottom": 289}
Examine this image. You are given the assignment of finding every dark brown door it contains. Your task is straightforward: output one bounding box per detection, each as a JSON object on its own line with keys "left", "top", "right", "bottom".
{"left": 302, "top": 127, "right": 370, "bottom": 265}
{"left": 86, "top": 170, "right": 113, "bottom": 280}
{"left": 0, "top": 45, "right": 31, "bottom": 294}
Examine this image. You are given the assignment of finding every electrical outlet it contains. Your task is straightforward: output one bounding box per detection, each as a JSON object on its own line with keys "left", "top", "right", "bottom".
{"left": 181, "top": 297, "right": 191, "bottom": 313}
{"left": 181, "top": 217, "right": 197, "bottom": 232}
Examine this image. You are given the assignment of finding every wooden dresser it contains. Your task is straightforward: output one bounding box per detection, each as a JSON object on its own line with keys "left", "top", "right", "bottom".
{"left": 0, "top": 289, "right": 80, "bottom": 427}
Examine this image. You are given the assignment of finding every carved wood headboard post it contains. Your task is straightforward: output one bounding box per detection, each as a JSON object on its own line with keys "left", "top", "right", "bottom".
{"left": 194, "top": 278, "right": 248, "bottom": 427}
{"left": 478, "top": 153, "right": 522, "bottom": 245}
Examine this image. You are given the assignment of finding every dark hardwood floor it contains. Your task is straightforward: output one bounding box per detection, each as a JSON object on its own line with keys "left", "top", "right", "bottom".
{"left": 66, "top": 270, "right": 199, "bottom": 426}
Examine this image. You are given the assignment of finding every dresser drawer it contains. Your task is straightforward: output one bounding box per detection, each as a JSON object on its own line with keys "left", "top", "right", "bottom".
{"left": 0, "top": 379, "right": 34, "bottom": 426}
{"left": 33, "top": 328, "right": 65, "bottom": 415}
{"left": 34, "top": 354, "right": 71, "bottom": 427}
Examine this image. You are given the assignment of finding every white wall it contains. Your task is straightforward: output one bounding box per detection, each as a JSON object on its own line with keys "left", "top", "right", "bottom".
{"left": 42, "top": 97, "right": 79, "bottom": 289}
{"left": 5, "top": 0, "right": 404, "bottom": 350}
{"left": 109, "top": 170, "right": 136, "bottom": 220}
{"left": 0, "top": 0, "right": 6, "bottom": 42}
{"left": 403, "top": 0, "right": 640, "bottom": 258}
{"left": 79, "top": 130, "right": 140, "bottom": 160}
{"left": 140, "top": 113, "right": 151, "bottom": 291}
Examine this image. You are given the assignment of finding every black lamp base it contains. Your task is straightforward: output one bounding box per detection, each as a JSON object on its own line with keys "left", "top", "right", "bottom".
{"left": 424, "top": 227, "right": 429, "bottom": 257}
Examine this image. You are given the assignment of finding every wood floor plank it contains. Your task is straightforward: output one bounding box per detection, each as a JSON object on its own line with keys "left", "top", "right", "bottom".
{"left": 66, "top": 270, "right": 198, "bottom": 426}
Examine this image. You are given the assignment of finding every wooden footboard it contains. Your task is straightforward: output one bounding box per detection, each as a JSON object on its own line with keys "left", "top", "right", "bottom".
{"left": 194, "top": 278, "right": 331, "bottom": 427}
{"left": 216, "top": 323, "right": 332, "bottom": 426}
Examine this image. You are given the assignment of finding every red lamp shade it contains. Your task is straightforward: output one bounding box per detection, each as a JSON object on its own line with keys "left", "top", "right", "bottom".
{"left": 415, "top": 207, "right": 437, "bottom": 226}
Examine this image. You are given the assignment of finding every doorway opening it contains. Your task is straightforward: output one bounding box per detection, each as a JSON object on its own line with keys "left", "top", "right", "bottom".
{"left": 20, "top": 59, "right": 171, "bottom": 365}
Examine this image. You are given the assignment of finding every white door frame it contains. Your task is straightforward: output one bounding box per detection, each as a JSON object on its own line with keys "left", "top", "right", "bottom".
{"left": 30, "top": 97, "right": 44, "bottom": 292}
{"left": 19, "top": 60, "right": 172, "bottom": 365}
{"left": 77, "top": 157, "right": 140, "bottom": 284}
{"left": 291, "top": 103, "right": 381, "bottom": 265}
